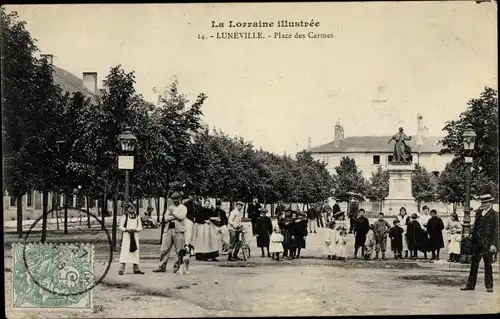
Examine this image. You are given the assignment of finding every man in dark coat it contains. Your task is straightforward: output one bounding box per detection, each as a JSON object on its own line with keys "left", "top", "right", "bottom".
{"left": 461, "top": 194, "right": 498, "bottom": 293}
{"left": 307, "top": 205, "right": 317, "bottom": 233}
{"left": 426, "top": 209, "right": 445, "bottom": 260}
{"left": 353, "top": 208, "right": 370, "bottom": 258}
{"left": 348, "top": 199, "right": 359, "bottom": 233}
{"left": 247, "top": 197, "right": 262, "bottom": 235}
{"left": 255, "top": 208, "right": 273, "bottom": 257}
{"left": 274, "top": 200, "right": 286, "bottom": 217}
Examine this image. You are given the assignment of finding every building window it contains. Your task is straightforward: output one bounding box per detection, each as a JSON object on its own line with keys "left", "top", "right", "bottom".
{"left": 10, "top": 196, "right": 16, "bottom": 207}
{"left": 432, "top": 171, "right": 439, "bottom": 177}
{"left": 373, "top": 155, "right": 380, "bottom": 165}
{"left": 27, "top": 192, "right": 33, "bottom": 207}
{"left": 387, "top": 155, "right": 413, "bottom": 163}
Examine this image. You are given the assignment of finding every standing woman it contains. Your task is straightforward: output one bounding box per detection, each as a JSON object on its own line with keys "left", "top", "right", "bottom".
{"left": 397, "top": 207, "right": 411, "bottom": 259}
{"left": 192, "top": 199, "right": 220, "bottom": 261}
{"left": 255, "top": 208, "right": 273, "bottom": 257}
{"left": 118, "top": 204, "right": 145, "bottom": 275}
{"left": 426, "top": 209, "right": 445, "bottom": 260}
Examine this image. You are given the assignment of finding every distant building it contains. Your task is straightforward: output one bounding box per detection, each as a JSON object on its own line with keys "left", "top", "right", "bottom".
{"left": 308, "top": 114, "right": 454, "bottom": 179}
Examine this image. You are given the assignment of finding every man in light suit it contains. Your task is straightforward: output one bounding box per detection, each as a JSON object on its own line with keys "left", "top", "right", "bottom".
{"left": 461, "top": 194, "right": 498, "bottom": 293}
{"left": 153, "top": 192, "right": 187, "bottom": 273}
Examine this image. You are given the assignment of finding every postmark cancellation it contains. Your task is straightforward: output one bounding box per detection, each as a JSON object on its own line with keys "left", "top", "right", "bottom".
{"left": 11, "top": 243, "right": 95, "bottom": 310}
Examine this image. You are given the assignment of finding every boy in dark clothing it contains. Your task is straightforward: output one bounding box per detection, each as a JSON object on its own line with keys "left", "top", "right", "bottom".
{"left": 353, "top": 209, "right": 370, "bottom": 259}
{"left": 255, "top": 208, "right": 273, "bottom": 257}
{"left": 407, "top": 213, "right": 426, "bottom": 259}
{"left": 389, "top": 219, "right": 404, "bottom": 259}
{"left": 373, "top": 212, "right": 391, "bottom": 260}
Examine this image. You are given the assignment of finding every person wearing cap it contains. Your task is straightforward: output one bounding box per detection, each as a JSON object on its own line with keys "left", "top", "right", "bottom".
{"left": 353, "top": 209, "right": 370, "bottom": 259}
{"left": 446, "top": 212, "right": 462, "bottom": 262}
{"left": 118, "top": 203, "right": 145, "bottom": 275}
{"left": 153, "top": 192, "right": 187, "bottom": 273}
{"left": 373, "top": 212, "right": 391, "bottom": 260}
{"left": 255, "top": 207, "right": 273, "bottom": 257}
{"left": 227, "top": 201, "right": 245, "bottom": 261}
{"left": 293, "top": 211, "right": 309, "bottom": 259}
{"left": 389, "top": 219, "right": 404, "bottom": 259}
{"left": 214, "top": 199, "right": 229, "bottom": 254}
{"left": 348, "top": 198, "right": 359, "bottom": 233}
{"left": 247, "top": 197, "right": 262, "bottom": 236}
{"left": 427, "top": 209, "right": 445, "bottom": 260}
{"left": 461, "top": 194, "right": 498, "bottom": 293}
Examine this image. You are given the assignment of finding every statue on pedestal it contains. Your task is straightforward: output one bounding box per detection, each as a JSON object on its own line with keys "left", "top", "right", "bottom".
{"left": 388, "top": 127, "right": 412, "bottom": 164}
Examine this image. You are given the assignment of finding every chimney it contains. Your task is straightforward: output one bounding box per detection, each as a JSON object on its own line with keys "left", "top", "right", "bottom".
{"left": 334, "top": 119, "right": 344, "bottom": 147}
{"left": 82, "top": 72, "right": 98, "bottom": 94}
{"left": 40, "top": 54, "right": 54, "bottom": 65}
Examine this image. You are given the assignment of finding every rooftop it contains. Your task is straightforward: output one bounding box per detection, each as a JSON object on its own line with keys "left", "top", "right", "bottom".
{"left": 52, "top": 66, "right": 98, "bottom": 103}
{"left": 309, "top": 136, "right": 445, "bottom": 154}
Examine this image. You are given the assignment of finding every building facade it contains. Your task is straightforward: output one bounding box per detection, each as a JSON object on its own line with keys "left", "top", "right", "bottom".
{"left": 309, "top": 114, "right": 454, "bottom": 179}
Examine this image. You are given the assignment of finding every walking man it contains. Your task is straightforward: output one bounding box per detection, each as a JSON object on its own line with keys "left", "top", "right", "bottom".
{"left": 153, "top": 192, "right": 187, "bottom": 272}
{"left": 461, "top": 194, "right": 498, "bottom": 293}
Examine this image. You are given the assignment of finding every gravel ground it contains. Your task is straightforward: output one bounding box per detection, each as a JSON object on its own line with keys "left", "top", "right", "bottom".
{"left": 4, "top": 255, "right": 499, "bottom": 318}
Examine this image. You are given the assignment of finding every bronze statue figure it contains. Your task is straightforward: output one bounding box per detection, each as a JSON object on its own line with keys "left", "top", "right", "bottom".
{"left": 388, "top": 127, "right": 412, "bottom": 164}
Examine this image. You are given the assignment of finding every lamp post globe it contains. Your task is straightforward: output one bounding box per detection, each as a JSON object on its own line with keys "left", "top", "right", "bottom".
{"left": 118, "top": 127, "right": 137, "bottom": 152}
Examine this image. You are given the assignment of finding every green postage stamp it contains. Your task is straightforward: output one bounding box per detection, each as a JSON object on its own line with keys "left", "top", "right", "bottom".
{"left": 11, "top": 243, "right": 95, "bottom": 310}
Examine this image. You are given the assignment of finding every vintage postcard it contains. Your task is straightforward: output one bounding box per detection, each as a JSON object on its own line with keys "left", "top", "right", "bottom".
{"left": 2, "top": 2, "right": 498, "bottom": 318}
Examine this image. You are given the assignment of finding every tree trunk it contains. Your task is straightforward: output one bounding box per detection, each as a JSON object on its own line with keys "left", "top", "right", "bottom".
{"left": 112, "top": 198, "right": 118, "bottom": 251}
{"left": 86, "top": 195, "right": 91, "bottom": 228}
{"left": 452, "top": 202, "right": 457, "bottom": 213}
{"left": 156, "top": 197, "right": 161, "bottom": 223}
{"left": 41, "top": 188, "right": 49, "bottom": 243}
{"left": 55, "top": 193, "right": 60, "bottom": 231}
{"left": 101, "top": 189, "right": 107, "bottom": 230}
{"left": 136, "top": 198, "right": 140, "bottom": 215}
{"left": 417, "top": 201, "right": 422, "bottom": 213}
{"left": 16, "top": 192, "right": 23, "bottom": 238}
{"left": 64, "top": 192, "right": 69, "bottom": 235}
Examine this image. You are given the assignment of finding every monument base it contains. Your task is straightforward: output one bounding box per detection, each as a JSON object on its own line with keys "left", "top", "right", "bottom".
{"left": 384, "top": 164, "right": 416, "bottom": 215}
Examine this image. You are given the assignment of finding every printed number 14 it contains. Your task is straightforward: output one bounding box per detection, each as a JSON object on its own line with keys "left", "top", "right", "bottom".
{"left": 198, "top": 34, "right": 206, "bottom": 40}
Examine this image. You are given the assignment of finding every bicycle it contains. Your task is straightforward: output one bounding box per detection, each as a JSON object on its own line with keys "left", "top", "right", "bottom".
{"left": 237, "top": 227, "right": 251, "bottom": 261}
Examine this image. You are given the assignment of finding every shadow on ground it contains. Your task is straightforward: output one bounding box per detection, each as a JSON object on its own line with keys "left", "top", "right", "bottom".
{"left": 400, "top": 274, "right": 465, "bottom": 287}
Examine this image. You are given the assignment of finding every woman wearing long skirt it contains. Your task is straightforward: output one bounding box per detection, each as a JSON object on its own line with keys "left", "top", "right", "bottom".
{"left": 426, "top": 209, "right": 445, "bottom": 260}
{"left": 118, "top": 206, "right": 145, "bottom": 275}
{"left": 192, "top": 200, "right": 220, "bottom": 261}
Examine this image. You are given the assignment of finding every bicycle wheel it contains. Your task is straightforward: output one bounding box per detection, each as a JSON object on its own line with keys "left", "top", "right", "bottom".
{"left": 244, "top": 244, "right": 251, "bottom": 259}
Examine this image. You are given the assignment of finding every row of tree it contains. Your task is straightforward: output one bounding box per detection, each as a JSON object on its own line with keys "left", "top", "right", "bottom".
{"left": 3, "top": 8, "right": 498, "bottom": 242}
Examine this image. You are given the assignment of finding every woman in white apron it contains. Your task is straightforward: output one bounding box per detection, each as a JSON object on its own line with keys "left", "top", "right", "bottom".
{"left": 397, "top": 207, "right": 410, "bottom": 259}
{"left": 118, "top": 205, "right": 145, "bottom": 275}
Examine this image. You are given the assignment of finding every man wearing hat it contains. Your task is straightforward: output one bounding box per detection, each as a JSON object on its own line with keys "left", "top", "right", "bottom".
{"left": 461, "top": 194, "right": 498, "bottom": 293}
{"left": 153, "top": 192, "right": 188, "bottom": 272}
{"left": 348, "top": 198, "right": 359, "bottom": 233}
{"left": 247, "top": 197, "right": 262, "bottom": 235}
{"left": 227, "top": 201, "right": 245, "bottom": 261}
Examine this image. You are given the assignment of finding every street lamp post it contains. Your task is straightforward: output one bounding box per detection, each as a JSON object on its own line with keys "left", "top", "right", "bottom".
{"left": 460, "top": 124, "right": 476, "bottom": 263}
{"left": 116, "top": 127, "right": 138, "bottom": 251}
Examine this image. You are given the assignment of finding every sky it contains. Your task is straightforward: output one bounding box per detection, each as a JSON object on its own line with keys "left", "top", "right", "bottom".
{"left": 6, "top": 2, "right": 497, "bottom": 155}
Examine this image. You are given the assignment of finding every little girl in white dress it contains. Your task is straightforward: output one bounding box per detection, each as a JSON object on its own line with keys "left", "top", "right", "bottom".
{"left": 269, "top": 226, "right": 284, "bottom": 261}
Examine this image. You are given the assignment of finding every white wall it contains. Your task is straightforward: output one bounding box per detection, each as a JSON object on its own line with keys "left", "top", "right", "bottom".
{"left": 312, "top": 152, "right": 454, "bottom": 178}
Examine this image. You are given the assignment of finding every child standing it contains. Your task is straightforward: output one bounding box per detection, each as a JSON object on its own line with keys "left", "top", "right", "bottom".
{"left": 364, "top": 224, "right": 375, "bottom": 260}
{"left": 269, "top": 226, "right": 284, "bottom": 261}
{"left": 446, "top": 213, "right": 462, "bottom": 262}
{"left": 389, "top": 219, "right": 404, "bottom": 259}
{"left": 255, "top": 208, "right": 273, "bottom": 257}
{"left": 336, "top": 227, "right": 348, "bottom": 260}
{"left": 118, "top": 204, "right": 145, "bottom": 275}
{"left": 373, "top": 212, "right": 391, "bottom": 260}
{"left": 323, "top": 220, "right": 337, "bottom": 260}
{"left": 407, "top": 213, "right": 426, "bottom": 259}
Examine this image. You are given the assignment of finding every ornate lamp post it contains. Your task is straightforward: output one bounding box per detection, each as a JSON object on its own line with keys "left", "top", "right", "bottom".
{"left": 460, "top": 124, "right": 476, "bottom": 262}
{"left": 116, "top": 127, "right": 137, "bottom": 250}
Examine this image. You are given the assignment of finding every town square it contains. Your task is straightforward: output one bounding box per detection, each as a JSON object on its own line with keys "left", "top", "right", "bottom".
{"left": 2, "top": 2, "right": 499, "bottom": 318}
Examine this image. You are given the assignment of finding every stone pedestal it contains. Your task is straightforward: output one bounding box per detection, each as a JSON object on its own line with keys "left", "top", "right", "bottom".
{"left": 383, "top": 164, "right": 416, "bottom": 215}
